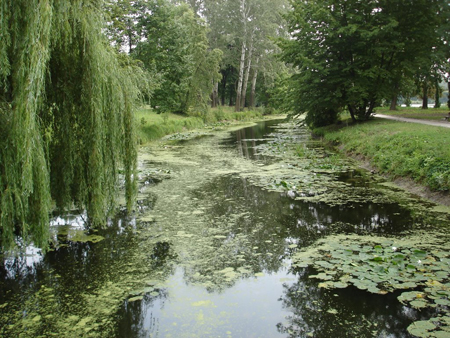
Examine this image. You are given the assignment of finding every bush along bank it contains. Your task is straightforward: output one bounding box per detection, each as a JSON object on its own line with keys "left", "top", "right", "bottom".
{"left": 317, "top": 118, "right": 450, "bottom": 193}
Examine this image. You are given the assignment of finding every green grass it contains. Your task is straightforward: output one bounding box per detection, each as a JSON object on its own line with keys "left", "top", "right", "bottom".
{"left": 135, "top": 105, "right": 276, "bottom": 144}
{"left": 374, "top": 106, "right": 450, "bottom": 121}
{"left": 322, "top": 118, "right": 450, "bottom": 192}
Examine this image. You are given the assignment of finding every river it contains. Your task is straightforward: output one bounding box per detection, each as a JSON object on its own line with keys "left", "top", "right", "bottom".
{"left": 1, "top": 117, "right": 449, "bottom": 337}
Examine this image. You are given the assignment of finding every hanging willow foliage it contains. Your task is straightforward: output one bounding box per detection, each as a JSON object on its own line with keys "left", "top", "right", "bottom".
{"left": 0, "top": 0, "right": 146, "bottom": 250}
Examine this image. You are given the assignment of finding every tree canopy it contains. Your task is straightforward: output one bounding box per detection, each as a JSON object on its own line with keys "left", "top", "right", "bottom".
{"left": 0, "top": 0, "right": 145, "bottom": 250}
{"left": 132, "top": 1, "right": 222, "bottom": 114}
{"left": 279, "top": 0, "right": 450, "bottom": 127}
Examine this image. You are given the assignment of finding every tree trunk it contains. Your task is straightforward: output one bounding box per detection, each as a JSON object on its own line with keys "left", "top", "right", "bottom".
{"left": 422, "top": 82, "right": 428, "bottom": 109}
{"left": 235, "top": 40, "right": 246, "bottom": 112}
{"left": 389, "top": 82, "right": 399, "bottom": 110}
{"left": 211, "top": 81, "right": 219, "bottom": 108}
{"left": 390, "top": 96, "right": 398, "bottom": 111}
{"left": 249, "top": 58, "right": 259, "bottom": 109}
{"left": 434, "top": 79, "right": 441, "bottom": 108}
{"left": 214, "top": 82, "right": 219, "bottom": 107}
{"left": 348, "top": 105, "right": 356, "bottom": 122}
{"left": 220, "top": 69, "right": 227, "bottom": 106}
{"left": 448, "top": 79, "right": 450, "bottom": 109}
{"left": 240, "top": 42, "right": 253, "bottom": 110}
{"left": 368, "top": 100, "right": 377, "bottom": 117}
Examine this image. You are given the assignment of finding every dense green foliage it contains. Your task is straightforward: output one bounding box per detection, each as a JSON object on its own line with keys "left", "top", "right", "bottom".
{"left": 0, "top": 0, "right": 145, "bottom": 249}
{"left": 130, "top": 1, "right": 222, "bottom": 114}
{"left": 106, "top": 0, "right": 289, "bottom": 112}
{"left": 279, "top": 0, "right": 450, "bottom": 127}
{"left": 322, "top": 119, "right": 450, "bottom": 192}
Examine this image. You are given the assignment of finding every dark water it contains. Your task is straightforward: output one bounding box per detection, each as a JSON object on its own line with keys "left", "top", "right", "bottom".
{"left": 0, "top": 119, "right": 443, "bottom": 337}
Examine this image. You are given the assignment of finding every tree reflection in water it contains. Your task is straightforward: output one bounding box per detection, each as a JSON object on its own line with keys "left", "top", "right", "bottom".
{"left": 277, "top": 266, "right": 437, "bottom": 338}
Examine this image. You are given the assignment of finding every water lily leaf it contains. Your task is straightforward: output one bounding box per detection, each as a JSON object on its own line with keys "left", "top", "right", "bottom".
{"left": 333, "top": 282, "right": 348, "bottom": 289}
{"left": 435, "top": 271, "right": 448, "bottom": 279}
{"left": 426, "top": 280, "right": 443, "bottom": 287}
{"left": 410, "top": 300, "right": 428, "bottom": 309}
{"left": 318, "top": 282, "right": 334, "bottom": 289}
{"left": 309, "top": 273, "right": 333, "bottom": 280}
{"left": 367, "top": 286, "right": 381, "bottom": 294}
{"left": 128, "top": 296, "right": 143, "bottom": 302}
{"left": 316, "top": 261, "right": 335, "bottom": 270}
{"left": 434, "top": 299, "right": 450, "bottom": 306}
{"left": 358, "top": 252, "right": 371, "bottom": 261}
{"left": 374, "top": 245, "right": 383, "bottom": 253}
{"left": 406, "top": 264, "right": 416, "bottom": 271}
{"left": 353, "top": 280, "right": 370, "bottom": 290}
{"left": 407, "top": 320, "right": 436, "bottom": 337}
{"left": 294, "top": 262, "right": 310, "bottom": 268}
{"left": 432, "top": 332, "right": 450, "bottom": 338}
{"left": 412, "top": 249, "right": 427, "bottom": 259}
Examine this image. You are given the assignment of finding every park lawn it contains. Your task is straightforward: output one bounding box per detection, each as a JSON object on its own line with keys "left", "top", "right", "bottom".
{"left": 375, "top": 106, "right": 449, "bottom": 121}
{"left": 321, "top": 118, "right": 450, "bottom": 192}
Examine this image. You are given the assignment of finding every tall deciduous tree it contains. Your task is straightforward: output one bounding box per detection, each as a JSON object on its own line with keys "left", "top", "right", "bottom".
{"left": 0, "top": 0, "right": 145, "bottom": 250}
{"left": 279, "top": 0, "right": 450, "bottom": 127}
{"left": 178, "top": 0, "right": 288, "bottom": 110}
{"left": 133, "top": 1, "right": 222, "bottom": 113}
{"left": 104, "top": 0, "right": 143, "bottom": 53}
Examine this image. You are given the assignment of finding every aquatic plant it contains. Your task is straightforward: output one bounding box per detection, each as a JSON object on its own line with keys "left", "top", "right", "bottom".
{"left": 292, "top": 234, "right": 450, "bottom": 337}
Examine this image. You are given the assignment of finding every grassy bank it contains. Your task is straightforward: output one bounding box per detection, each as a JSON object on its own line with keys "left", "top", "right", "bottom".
{"left": 375, "top": 106, "right": 449, "bottom": 121}
{"left": 320, "top": 117, "right": 450, "bottom": 192}
{"left": 135, "top": 106, "right": 274, "bottom": 144}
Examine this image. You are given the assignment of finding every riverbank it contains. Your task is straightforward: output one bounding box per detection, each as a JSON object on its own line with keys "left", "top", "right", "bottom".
{"left": 318, "top": 116, "right": 450, "bottom": 206}
{"left": 135, "top": 106, "right": 281, "bottom": 144}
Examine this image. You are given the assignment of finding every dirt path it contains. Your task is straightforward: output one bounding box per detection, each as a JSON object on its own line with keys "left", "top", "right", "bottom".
{"left": 375, "top": 114, "right": 450, "bottom": 128}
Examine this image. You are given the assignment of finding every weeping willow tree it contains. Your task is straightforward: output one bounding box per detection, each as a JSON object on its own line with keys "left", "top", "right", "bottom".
{"left": 0, "top": 0, "right": 146, "bottom": 250}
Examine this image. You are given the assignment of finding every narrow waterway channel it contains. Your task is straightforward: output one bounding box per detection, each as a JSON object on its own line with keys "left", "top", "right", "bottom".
{"left": 1, "top": 118, "right": 449, "bottom": 337}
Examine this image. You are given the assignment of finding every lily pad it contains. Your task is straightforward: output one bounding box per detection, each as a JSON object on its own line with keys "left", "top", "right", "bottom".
{"left": 407, "top": 320, "right": 437, "bottom": 337}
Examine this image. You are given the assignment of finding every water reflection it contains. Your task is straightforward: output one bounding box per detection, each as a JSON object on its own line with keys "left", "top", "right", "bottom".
{"left": 116, "top": 171, "right": 418, "bottom": 337}
{"left": 119, "top": 288, "right": 169, "bottom": 338}
{"left": 277, "top": 267, "right": 436, "bottom": 337}
{"left": 0, "top": 210, "right": 145, "bottom": 337}
{"left": 197, "top": 175, "right": 414, "bottom": 248}
{"left": 229, "top": 119, "right": 288, "bottom": 161}
{"left": 118, "top": 267, "right": 295, "bottom": 338}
